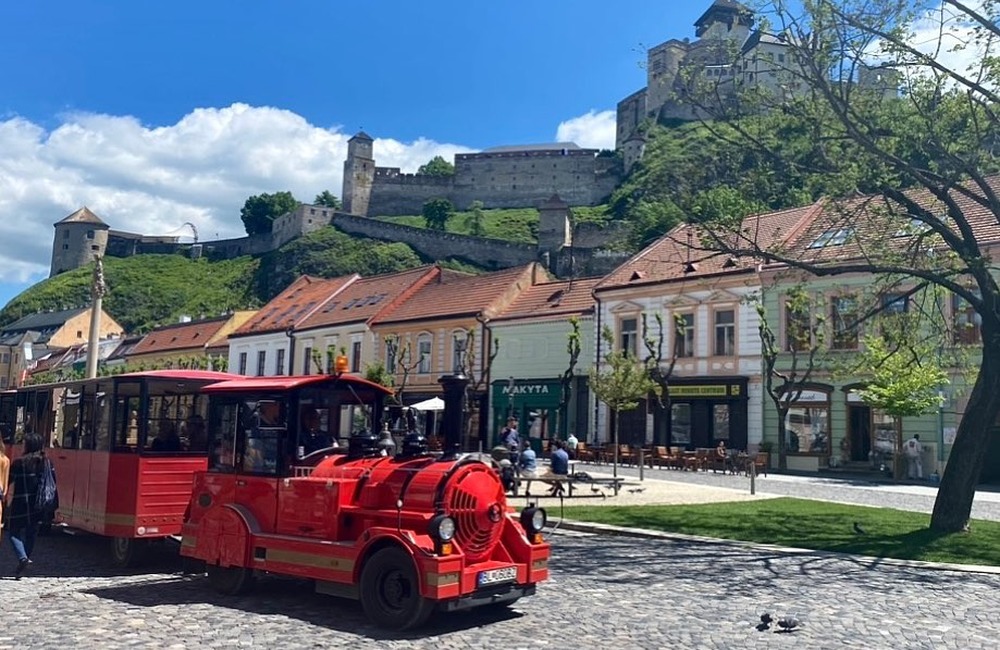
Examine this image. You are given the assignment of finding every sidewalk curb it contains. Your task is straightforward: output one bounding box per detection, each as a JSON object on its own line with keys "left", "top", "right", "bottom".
{"left": 554, "top": 519, "right": 1000, "bottom": 576}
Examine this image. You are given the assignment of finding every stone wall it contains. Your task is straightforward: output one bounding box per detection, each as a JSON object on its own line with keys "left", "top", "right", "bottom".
{"left": 331, "top": 212, "right": 537, "bottom": 269}
{"left": 364, "top": 149, "right": 620, "bottom": 217}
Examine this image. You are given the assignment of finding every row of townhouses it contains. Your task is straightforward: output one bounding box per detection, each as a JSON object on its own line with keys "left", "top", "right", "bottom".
{"left": 5, "top": 182, "right": 997, "bottom": 477}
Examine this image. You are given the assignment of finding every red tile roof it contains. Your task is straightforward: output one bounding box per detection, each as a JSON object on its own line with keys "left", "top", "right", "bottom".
{"left": 596, "top": 203, "right": 820, "bottom": 291}
{"left": 232, "top": 274, "right": 357, "bottom": 336}
{"left": 296, "top": 265, "right": 440, "bottom": 331}
{"left": 374, "top": 264, "right": 544, "bottom": 324}
{"left": 493, "top": 277, "right": 601, "bottom": 322}
{"left": 780, "top": 176, "right": 1000, "bottom": 264}
{"left": 131, "top": 316, "right": 231, "bottom": 355}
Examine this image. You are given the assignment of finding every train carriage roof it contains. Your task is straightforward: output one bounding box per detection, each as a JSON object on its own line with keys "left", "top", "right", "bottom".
{"left": 199, "top": 373, "right": 393, "bottom": 396}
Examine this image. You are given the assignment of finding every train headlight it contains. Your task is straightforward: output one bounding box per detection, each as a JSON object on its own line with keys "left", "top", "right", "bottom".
{"left": 429, "top": 514, "right": 456, "bottom": 542}
{"left": 520, "top": 507, "right": 547, "bottom": 536}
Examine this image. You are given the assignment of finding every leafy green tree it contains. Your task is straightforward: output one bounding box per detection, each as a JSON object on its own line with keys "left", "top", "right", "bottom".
{"left": 417, "top": 155, "right": 455, "bottom": 176}
{"left": 240, "top": 191, "right": 300, "bottom": 236}
{"left": 313, "top": 191, "right": 342, "bottom": 209}
{"left": 557, "top": 317, "right": 582, "bottom": 439}
{"left": 589, "top": 326, "right": 660, "bottom": 478}
{"left": 465, "top": 200, "right": 486, "bottom": 237}
{"left": 691, "top": 0, "right": 1000, "bottom": 532}
{"left": 422, "top": 198, "right": 454, "bottom": 231}
{"left": 753, "top": 287, "right": 826, "bottom": 471}
{"left": 857, "top": 335, "right": 948, "bottom": 480}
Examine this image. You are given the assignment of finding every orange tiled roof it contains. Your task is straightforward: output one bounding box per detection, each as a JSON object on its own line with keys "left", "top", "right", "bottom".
{"left": 781, "top": 176, "right": 1000, "bottom": 264}
{"left": 374, "top": 264, "right": 543, "bottom": 324}
{"left": 493, "top": 277, "right": 601, "bottom": 322}
{"left": 232, "top": 274, "right": 357, "bottom": 336}
{"left": 130, "top": 316, "right": 231, "bottom": 355}
{"left": 297, "top": 265, "right": 440, "bottom": 331}
{"left": 596, "top": 203, "right": 820, "bottom": 290}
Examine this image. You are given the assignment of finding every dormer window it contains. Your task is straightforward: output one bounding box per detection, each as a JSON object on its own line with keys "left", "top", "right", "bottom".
{"left": 894, "top": 218, "right": 932, "bottom": 237}
{"left": 807, "top": 228, "right": 853, "bottom": 249}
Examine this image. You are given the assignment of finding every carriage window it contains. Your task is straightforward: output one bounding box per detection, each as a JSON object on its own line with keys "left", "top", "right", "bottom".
{"left": 58, "top": 389, "right": 81, "bottom": 449}
{"left": 209, "top": 401, "right": 239, "bottom": 472}
{"left": 78, "top": 388, "right": 96, "bottom": 450}
{"left": 114, "top": 396, "right": 142, "bottom": 451}
{"left": 94, "top": 387, "right": 112, "bottom": 451}
{"left": 242, "top": 399, "right": 285, "bottom": 475}
{"left": 146, "top": 395, "right": 183, "bottom": 453}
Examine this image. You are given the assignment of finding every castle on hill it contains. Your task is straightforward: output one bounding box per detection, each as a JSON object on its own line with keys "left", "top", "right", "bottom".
{"left": 341, "top": 131, "right": 620, "bottom": 217}
{"left": 615, "top": 0, "right": 899, "bottom": 171}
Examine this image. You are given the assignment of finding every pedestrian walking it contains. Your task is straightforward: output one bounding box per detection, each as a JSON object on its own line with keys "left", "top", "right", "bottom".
{"left": 0, "top": 438, "right": 10, "bottom": 543}
{"left": 904, "top": 433, "right": 924, "bottom": 479}
{"left": 565, "top": 432, "right": 579, "bottom": 458}
{"left": 502, "top": 417, "right": 520, "bottom": 452}
{"left": 6, "top": 433, "right": 55, "bottom": 579}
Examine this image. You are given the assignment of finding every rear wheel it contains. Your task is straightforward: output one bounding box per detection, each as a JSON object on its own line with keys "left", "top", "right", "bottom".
{"left": 359, "top": 547, "right": 434, "bottom": 630}
{"left": 207, "top": 564, "right": 255, "bottom": 596}
{"left": 110, "top": 537, "right": 147, "bottom": 568}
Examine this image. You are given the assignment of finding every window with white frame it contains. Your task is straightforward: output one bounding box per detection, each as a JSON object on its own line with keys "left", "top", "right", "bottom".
{"left": 417, "top": 334, "right": 432, "bottom": 374}
{"left": 276, "top": 348, "right": 286, "bottom": 375}
{"left": 953, "top": 291, "right": 982, "bottom": 345}
{"left": 256, "top": 350, "right": 267, "bottom": 376}
{"left": 385, "top": 336, "right": 398, "bottom": 372}
{"left": 303, "top": 346, "right": 313, "bottom": 375}
{"left": 714, "top": 309, "right": 735, "bottom": 356}
{"left": 831, "top": 295, "right": 859, "bottom": 350}
{"left": 238, "top": 352, "right": 247, "bottom": 375}
{"left": 351, "top": 340, "right": 362, "bottom": 372}
{"left": 452, "top": 332, "right": 467, "bottom": 373}
{"left": 675, "top": 313, "right": 695, "bottom": 357}
{"left": 619, "top": 317, "right": 638, "bottom": 357}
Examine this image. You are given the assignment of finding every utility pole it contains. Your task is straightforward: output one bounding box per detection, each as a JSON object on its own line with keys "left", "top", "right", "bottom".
{"left": 85, "top": 256, "right": 108, "bottom": 379}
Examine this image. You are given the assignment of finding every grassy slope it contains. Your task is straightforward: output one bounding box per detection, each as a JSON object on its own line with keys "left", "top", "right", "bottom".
{"left": 560, "top": 497, "right": 1000, "bottom": 566}
{"left": 0, "top": 254, "right": 260, "bottom": 334}
{"left": 375, "top": 205, "right": 610, "bottom": 244}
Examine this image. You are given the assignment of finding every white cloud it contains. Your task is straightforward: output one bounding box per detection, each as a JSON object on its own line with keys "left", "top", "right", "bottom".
{"left": 555, "top": 109, "right": 617, "bottom": 150}
{"left": 0, "top": 103, "right": 474, "bottom": 286}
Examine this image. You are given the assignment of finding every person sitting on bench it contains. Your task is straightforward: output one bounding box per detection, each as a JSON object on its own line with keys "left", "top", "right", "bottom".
{"left": 546, "top": 440, "right": 570, "bottom": 495}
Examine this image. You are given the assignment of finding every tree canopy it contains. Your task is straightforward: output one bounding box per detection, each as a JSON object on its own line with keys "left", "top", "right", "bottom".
{"left": 422, "top": 198, "right": 454, "bottom": 231}
{"left": 240, "top": 191, "right": 300, "bottom": 236}
{"left": 418, "top": 155, "right": 456, "bottom": 176}
{"left": 686, "top": 0, "right": 1000, "bottom": 532}
{"left": 313, "top": 190, "right": 342, "bottom": 209}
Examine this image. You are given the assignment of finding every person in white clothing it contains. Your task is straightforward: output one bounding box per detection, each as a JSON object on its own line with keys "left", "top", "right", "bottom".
{"left": 904, "top": 434, "right": 923, "bottom": 479}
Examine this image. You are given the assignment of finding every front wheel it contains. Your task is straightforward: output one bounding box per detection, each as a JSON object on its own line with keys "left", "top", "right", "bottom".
{"left": 207, "top": 564, "right": 255, "bottom": 596}
{"left": 110, "top": 537, "right": 148, "bottom": 568}
{"left": 359, "top": 547, "right": 435, "bottom": 630}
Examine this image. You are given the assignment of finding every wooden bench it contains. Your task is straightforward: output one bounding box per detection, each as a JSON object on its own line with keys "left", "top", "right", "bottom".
{"left": 511, "top": 474, "right": 626, "bottom": 498}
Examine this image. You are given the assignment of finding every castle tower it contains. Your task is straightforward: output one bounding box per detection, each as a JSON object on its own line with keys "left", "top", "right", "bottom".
{"left": 50, "top": 207, "right": 110, "bottom": 277}
{"left": 342, "top": 131, "right": 375, "bottom": 216}
{"left": 694, "top": 0, "right": 753, "bottom": 41}
{"left": 537, "top": 194, "right": 572, "bottom": 254}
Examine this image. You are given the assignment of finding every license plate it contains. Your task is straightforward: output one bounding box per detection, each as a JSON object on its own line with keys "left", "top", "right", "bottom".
{"left": 477, "top": 566, "right": 517, "bottom": 587}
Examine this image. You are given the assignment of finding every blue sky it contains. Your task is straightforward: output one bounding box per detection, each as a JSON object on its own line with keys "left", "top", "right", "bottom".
{"left": 0, "top": 1, "right": 717, "bottom": 313}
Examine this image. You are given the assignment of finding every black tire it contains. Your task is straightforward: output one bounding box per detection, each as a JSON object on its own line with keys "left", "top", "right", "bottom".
{"left": 207, "top": 563, "right": 255, "bottom": 596}
{"left": 359, "top": 546, "right": 435, "bottom": 630}
{"left": 110, "top": 537, "right": 147, "bottom": 568}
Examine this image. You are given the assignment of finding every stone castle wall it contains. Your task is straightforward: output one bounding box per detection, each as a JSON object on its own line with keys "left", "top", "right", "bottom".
{"left": 363, "top": 149, "right": 620, "bottom": 217}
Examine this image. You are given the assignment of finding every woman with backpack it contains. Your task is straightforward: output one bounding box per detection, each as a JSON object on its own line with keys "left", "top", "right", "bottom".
{"left": 6, "top": 434, "right": 53, "bottom": 579}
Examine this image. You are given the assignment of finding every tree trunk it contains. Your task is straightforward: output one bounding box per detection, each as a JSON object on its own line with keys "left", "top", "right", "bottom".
{"left": 613, "top": 410, "right": 620, "bottom": 480}
{"left": 893, "top": 416, "right": 903, "bottom": 481}
{"left": 776, "top": 406, "right": 788, "bottom": 471}
{"left": 930, "top": 338, "right": 1000, "bottom": 532}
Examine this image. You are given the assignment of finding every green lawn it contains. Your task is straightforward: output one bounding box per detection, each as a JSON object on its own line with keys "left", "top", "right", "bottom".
{"left": 559, "top": 498, "right": 1000, "bottom": 567}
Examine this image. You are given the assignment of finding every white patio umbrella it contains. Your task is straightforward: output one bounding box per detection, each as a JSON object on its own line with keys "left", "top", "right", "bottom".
{"left": 409, "top": 397, "right": 444, "bottom": 412}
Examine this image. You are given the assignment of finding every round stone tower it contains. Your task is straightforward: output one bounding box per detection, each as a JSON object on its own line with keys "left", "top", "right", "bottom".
{"left": 50, "top": 207, "right": 110, "bottom": 277}
{"left": 342, "top": 131, "right": 375, "bottom": 216}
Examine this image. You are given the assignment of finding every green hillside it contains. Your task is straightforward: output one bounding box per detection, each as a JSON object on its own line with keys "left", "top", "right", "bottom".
{"left": 0, "top": 225, "right": 482, "bottom": 335}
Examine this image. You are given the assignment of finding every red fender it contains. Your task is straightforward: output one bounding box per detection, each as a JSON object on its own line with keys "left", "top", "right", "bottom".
{"left": 195, "top": 504, "right": 259, "bottom": 568}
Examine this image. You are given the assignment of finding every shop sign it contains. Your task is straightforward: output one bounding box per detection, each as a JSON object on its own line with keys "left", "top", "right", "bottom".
{"left": 671, "top": 385, "right": 730, "bottom": 397}
{"left": 500, "top": 384, "right": 552, "bottom": 396}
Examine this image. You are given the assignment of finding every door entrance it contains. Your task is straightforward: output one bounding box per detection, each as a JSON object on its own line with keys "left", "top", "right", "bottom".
{"left": 848, "top": 404, "right": 871, "bottom": 462}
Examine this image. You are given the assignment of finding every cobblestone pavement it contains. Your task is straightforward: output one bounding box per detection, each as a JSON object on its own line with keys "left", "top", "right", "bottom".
{"left": 3, "top": 529, "right": 999, "bottom": 649}
{"left": 576, "top": 462, "right": 1000, "bottom": 521}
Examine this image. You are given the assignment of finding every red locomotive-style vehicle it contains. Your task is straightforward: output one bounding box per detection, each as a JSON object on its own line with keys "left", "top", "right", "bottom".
{"left": 2, "top": 370, "right": 237, "bottom": 565}
{"left": 180, "top": 365, "right": 550, "bottom": 630}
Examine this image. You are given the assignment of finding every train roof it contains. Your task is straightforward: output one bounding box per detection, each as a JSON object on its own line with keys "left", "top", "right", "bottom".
{"left": 200, "top": 373, "right": 393, "bottom": 395}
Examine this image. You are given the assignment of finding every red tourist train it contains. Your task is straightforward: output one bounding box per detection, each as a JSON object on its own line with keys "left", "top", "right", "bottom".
{"left": 1, "top": 363, "right": 550, "bottom": 629}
